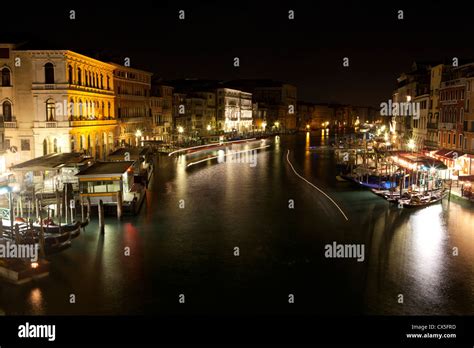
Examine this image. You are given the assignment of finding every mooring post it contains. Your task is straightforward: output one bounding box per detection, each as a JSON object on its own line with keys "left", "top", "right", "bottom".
{"left": 98, "top": 199, "right": 105, "bottom": 235}
{"left": 38, "top": 201, "right": 46, "bottom": 258}
{"left": 80, "top": 196, "right": 85, "bottom": 223}
{"left": 86, "top": 196, "right": 91, "bottom": 220}
{"left": 116, "top": 191, "right": 123, "bottom": 220}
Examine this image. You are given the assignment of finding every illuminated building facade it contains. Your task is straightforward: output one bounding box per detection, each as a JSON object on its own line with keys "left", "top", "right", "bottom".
{"left": 216, "top": 88, "right": 252, "bottom": 133}
{"left": 0, "top": 43, "right": 118, "bottom": 168}
{"left": 112, "top": 64, "right": 152, "bottom": 146}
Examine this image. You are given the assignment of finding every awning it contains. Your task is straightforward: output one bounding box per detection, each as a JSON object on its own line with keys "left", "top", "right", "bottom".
{"left": 434, "top": 149, "right": 465, "bottom": 160}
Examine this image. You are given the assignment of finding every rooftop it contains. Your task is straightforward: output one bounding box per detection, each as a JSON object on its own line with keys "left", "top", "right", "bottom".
{"left": 76, "top": 161, "right": 134, "bottom": 177}
{"left": 11, "top": 153, "right": 91, "bottom": 171}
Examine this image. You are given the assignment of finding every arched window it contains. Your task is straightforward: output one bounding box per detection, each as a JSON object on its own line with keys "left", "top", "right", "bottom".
{"left": 108, "top": 102, "right": 111, "bottom": 118}
{"left": 46, "top": 99, "right": 55, "bottom": 121}
{"left": 78, "top": 99, "right": 83, "bottom": 118}
{"left": 69, "top": 98, "right": 75, "bottom": 119}
{"left": 107, "top": 75, "right": 110, "bottom": 90}
{"left": 68, "top": 65, "right": 73, "bottom": 84}
{"left": 2, "top": 101, "right": 12, "bottom": 121}
{"left": 101, "top": 101, "right": 105, "bottom": 118}
{"left": 44, "top": 63, "right": 55, "bottom": 84}
{"left": 53, "top": 138, "right": 58, "bottom": 153}
{"left": 71, "top": 136, "right": 75, "bottom": 152}
{"left": 87, "top": 135, "right": 91, "bottom": 149}
{"left": 79, "top": 135, "right": 84, "bottom": 150}
{"left": 100, "top": 74, "right": 104, "bottom": 89}
{"left": 77, "top": 67, "right": 82, "bottom": 85}
{"left": 85, "top": 70, "right": 89, "bottom": 86}
{"left": 43, "top": 139, "right": 48, "bottom": 156}
{"left": 1, "top": 68, "right": 11, "bottom": 86}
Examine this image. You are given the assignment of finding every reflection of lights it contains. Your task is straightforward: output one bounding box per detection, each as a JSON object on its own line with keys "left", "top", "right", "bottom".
{"left": 206, "top": 124, "right": 212, "bottom": 131}
{"left": 410, "top": 204, "right": 444, "bottom": 285}
{"left": 306, "top": 124, "right": 310, "bottom": 130}
{"left": 178, "top": 126, "right": 184, "bottom": 134}
{"left": 408, "top": 139, "right": 415, "bottom": 150}
{"left": 31, "top": 262, "right": 39, "bottom": 269}
{"left": 135, "top": 130, "right": 142, "bottom": 138}
{"left": 406, "top": 95, "right": 412, "bottom": 102}
{"left": 274, "top": 122, "right": 280, "bottom": 128}
{"left": 262, "top": 122, "right": 267, "bottom": 130}
{"left": 28, "top": 287, "right": 44, "bottom": 314}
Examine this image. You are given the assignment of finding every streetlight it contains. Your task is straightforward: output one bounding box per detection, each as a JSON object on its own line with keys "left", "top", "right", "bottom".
{"left": 274, "top": 121, "right": 280, "bottom": 128}
{"left": 408, "top": 139, "right": 415, "bottom": 152}
{"left": 306, "top": 124, "right": 310, "bottom": 130}
{"left": 135, "top": 129, "right": 142, "bottom": 147}
{"left": 206, "top": 124, "right": 212, "bottom": 132}
{"left": 178, "top": 126, "right": 184, "bottom": 134}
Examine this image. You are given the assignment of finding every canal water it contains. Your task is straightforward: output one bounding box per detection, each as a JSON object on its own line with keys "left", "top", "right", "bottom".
{"left": 0, "top": 131, "right": 473, "bottom": 315}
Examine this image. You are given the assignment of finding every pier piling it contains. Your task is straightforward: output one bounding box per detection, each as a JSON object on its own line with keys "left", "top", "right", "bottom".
{"left": 98, "top": 200, "right": 105, "bottom": 235}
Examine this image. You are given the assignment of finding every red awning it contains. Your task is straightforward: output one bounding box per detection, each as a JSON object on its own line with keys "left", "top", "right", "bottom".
{"left": 434, "top": 149, "right": 465, "bottom": 159}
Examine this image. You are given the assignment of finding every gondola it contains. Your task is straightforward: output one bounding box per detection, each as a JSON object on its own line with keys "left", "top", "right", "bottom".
{"left": 397, "top": 190, "right": 447, "bottom": 208}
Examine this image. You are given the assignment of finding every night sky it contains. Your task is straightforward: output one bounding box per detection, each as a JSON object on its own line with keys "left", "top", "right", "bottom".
{"left": 3, "top": 1, "right": 474, "bottom": 106}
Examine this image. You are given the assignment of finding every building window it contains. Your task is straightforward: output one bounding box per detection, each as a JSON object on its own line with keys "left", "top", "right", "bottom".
{"left": 53, "top": 138, "right": 58, "bottom": 153}
{"left": 46, "top": 99, "right": 55, "bottom": 121}
{"left": 108, "top": 102, "right": 111, "bottom": 118}
{"left": 459, "top": 134, "right": 463, "bottom": 147}
{"left": 448, "top": 133, "right": 451, "bottom": 144}
{"left": 21, "top": 139, "right": 30, "bottom": 151}
{"left": 1, "top": 68, "right": 11, "bottom": 86}
{"left": 107, "top": 76, "right": 110, "bottom": 90}
{"left": 71, "top": 136, "right": 75, "bottom": 152}
{"left": 2, "top": 101, "right": 12, "bottom": 121}
{"left": 68, "top": 65, "right": 73, "bottom": 84}
{"left": 5, "top": 139, "right": 10, "bottom": 149}
{"left": 77, "top": 67, "right": 82, "bottom": 85}
{"left": 78, "top": 99, "right": 83, "bottom": 118}
{"left": 100, "top": 74, "right": 103, "bottom": 89}
{"left": 44, "top": 63, "right": 54, "bottom": 84}
{"left": 43, "top": 139, "right": 48, "bottom": 155}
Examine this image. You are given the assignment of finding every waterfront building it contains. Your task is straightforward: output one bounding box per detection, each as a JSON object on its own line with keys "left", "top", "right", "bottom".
{"left": 438, "top": 66, "right": 468, "bottom": 153}
{"left": 425, "top": 64, "right": 444, "bottom": 149}
{"left": 392, "top": 62, "right": 431, "bottom": 148}
{"left": 412, "top": 94, "right": 429, "bottom": 149}
{"left": 0, "top": 43, "right": 118, "bottom": 169}
{"left": 150, "top": 82, "right": 173, "bottom": 142}
{"left": 111, "top": 63, "right": 153, "bottom": 146}
{"left": 226, "top": 80, "right": 297, "bottom": 131}
{"left": 216, "top": 88, "right": 253, "bottom": 133}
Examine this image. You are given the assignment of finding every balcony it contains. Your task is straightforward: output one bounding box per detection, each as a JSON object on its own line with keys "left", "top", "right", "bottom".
{"left": 31, "top": 83, "right": 114, "bottom": 96}
{"left": 70, "top": 119, "right": 117, "bottom": 127}
{"left": 439, "top": 123, "right": 454, "bottom": 130}
{"left": 4, "top": 121, "right": 17, "bottom": 128}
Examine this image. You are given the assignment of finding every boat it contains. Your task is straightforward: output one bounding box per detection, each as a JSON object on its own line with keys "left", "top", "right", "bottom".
{"left": 397, "top": 189, "right": 447, "bottom": 208}
{"left": 1, "top": 220, "right": 73, "bottom": 255}
{"left": 341, "top": 173, "right": 397, "bottom": 190}
{"left": 30, "top": 219, "right": 81, "bottom": 239}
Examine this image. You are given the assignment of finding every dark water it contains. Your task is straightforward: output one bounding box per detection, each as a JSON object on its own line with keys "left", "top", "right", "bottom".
{"left": 1, "top": 131, "right": 473, "bottom": 315}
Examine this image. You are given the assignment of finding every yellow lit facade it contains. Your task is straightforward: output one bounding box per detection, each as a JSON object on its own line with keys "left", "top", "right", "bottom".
{"left": 0, "top": 43, "right": 119, "bottom": 168}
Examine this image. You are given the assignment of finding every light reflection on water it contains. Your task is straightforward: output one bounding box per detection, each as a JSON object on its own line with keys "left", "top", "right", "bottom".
{"left": 0, "top": 132, "right": 472, "bottom": 316}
